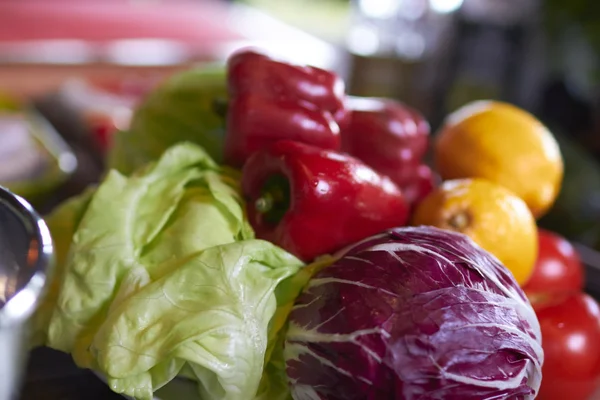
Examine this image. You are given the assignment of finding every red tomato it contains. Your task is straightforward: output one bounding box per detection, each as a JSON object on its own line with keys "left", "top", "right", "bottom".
{"left": 533, "top": 292, "right": 600, "bottom": 400}
{"left": 523, "top": 229, "right": 584, "bottom": 294}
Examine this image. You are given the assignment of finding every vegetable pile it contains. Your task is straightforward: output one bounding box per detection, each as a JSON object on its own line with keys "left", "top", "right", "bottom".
{"left": 225, "top": 50, "right": 435, "bottom": 260}
{"left": 34, "top": 47, "right": 592, "bottom": 400}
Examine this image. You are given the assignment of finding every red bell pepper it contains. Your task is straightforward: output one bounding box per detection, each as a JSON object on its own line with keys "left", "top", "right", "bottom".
{"left": 224, "top": 49, "right": 348, "bottom": 167}
{"left": 341, "top": 96, "right": 434, "bottom": 206}
{"left": 341, "top": 96, "right": 430, "bottom": 173}
{"left": 399, "top": 163, "right": 437, "bottom": 207}
{"left": 241, "top": 140, "right": 410, "bottom": 262}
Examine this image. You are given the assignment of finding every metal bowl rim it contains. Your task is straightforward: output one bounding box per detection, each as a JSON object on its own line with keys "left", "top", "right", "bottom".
{"left": 0, "top": 185, "right": 53, "bottom": 327}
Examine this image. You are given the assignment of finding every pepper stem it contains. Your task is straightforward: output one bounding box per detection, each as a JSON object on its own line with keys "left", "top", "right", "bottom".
{"left": 255, "top": 174, "right": 291, "bottom": 226}
{"left": 212, "top": 97, "right": 229, "bottom": 118}
{"left": 255, "top": 194, "right": 274, "bottom": 213}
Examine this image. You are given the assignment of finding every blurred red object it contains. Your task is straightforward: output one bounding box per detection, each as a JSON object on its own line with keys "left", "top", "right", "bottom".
{"left": 0, "top": 0, "right": 339, "bottom": 99}
{"left": 523, "top": 229, "right": 585, "bottom": 295}
{"left": 0, "top": 0, "right": 239, "bottom": 46}
{"left": 0, "top": 0, "right": 240, "bottom": 98}
{"left": 57, "top": 79, "right": 145, "bottom": 152}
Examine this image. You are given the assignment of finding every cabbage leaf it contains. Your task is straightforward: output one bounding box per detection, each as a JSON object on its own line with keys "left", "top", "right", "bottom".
{"left": 36, "top": 143, "right": 304, "bottom": 400}
{"left": 108, "top": 66, "right": 227, "bottom": 175}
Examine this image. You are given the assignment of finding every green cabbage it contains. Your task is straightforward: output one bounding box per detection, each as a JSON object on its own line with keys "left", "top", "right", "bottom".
{"left": 108, "top": 66, "right": 227, "bottom": 175}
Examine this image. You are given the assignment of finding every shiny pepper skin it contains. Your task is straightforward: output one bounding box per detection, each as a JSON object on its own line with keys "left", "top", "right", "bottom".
{"left": 341, "top": 96, "right": 434, "bottom": 207}
{"left": 224, "top": 49, "right": 348, "bottom": 168}
{"left": 241, "top": 140, "right": 410, "bottom": 262}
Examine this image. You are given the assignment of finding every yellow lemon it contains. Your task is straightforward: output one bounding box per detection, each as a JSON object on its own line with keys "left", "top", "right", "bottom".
{"left": 412, "top": 178, "right": 538, "bottom": 285}
{"left": 435, "top": 100, "right": 563, "bottom": 218}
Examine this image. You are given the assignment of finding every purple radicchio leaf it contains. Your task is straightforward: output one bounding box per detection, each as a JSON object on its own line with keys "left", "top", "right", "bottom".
{"left": 284, "top": 226, "right": 543, "bottom": 400}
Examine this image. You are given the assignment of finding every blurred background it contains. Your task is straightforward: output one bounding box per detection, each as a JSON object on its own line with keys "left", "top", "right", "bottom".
{"left": 1, "top": 2, "right": 599, "bottom": 252}
{"left": 1, "top": 0, "right": 600, "bottom": 399}
{"left": 2, "top": 0, "right": 600, "bottom": 247}
{"left": 4, "top": 0, "right": 599, "bottom": 240}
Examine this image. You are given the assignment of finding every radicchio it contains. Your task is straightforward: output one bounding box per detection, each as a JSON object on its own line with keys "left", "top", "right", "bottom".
{"left": 284, "top": 226, "right": 543, "bottom": 400}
